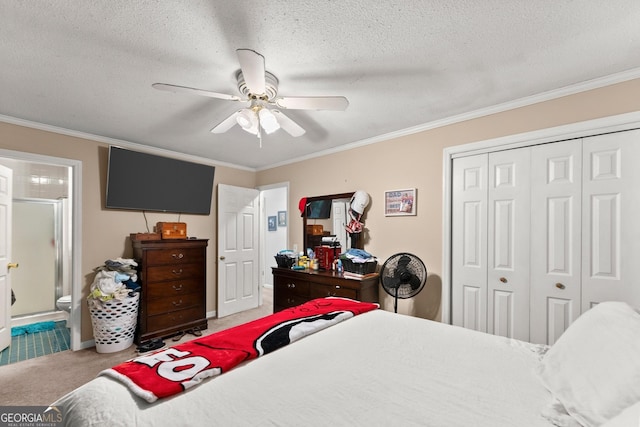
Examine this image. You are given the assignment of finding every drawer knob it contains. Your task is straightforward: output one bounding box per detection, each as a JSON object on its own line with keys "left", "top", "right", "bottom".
{"left": 334, "top": 285, "right": 341, "bottom": 289}
{"left": 173, "top": 299, "right": 183, "bottom": 307}
{"left": 556, "top": 283, "right": 566, "bottom": 290}
{"left": 173, "top": 284, "right": 184, "bottom": 291}
{"left": 172, "top": 268, "right": 183, "bottom": 275}
{"left": 287, "top": 283, "right": 296, "bottom": 288}
{"left": 172, "top": 253, "right": 184, "bottom": 259}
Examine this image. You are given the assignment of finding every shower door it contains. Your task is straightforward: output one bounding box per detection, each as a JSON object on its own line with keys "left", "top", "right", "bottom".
{"left": 11, "top": 199, "right": 61, "bottom": 317}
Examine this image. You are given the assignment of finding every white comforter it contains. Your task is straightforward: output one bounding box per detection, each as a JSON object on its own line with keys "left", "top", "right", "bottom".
{"left": 53, "top": 310, "right": 552, "bottom": 426}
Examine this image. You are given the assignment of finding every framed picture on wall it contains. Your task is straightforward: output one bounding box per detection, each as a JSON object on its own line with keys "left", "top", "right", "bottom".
{"left": 268, "top": 216, "right": 277, "bottom": 231}
{"left": 384, "top": 188, "right": 417, "bottom": 216}
{"left": 277, "top": 211, "right": 287, "bottom": 227}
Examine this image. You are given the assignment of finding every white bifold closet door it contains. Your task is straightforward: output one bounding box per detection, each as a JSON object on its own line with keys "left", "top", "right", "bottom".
{"left": 486, "top": 148, "right": 531, "bottom": 342}
{"left": 451, "top": 149, "right": 531, "bottom": 341}
{"left": 451, "top": 154, "right": 488, "bottom": 334}
{"left": 581, "top": 131, "right": 640, "bottom": 311}
{"left": 452, "top": 129, "right": 640, "bottom": 345}
{"left": 529, "top": 140, "right": 582, "bottom": 345}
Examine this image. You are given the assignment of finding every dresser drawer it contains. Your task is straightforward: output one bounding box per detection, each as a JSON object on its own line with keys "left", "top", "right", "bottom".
{"left": 145, "top": 278, "right": 203, "bottom": 300}
{"left": 274, "top": 277, "right": 310, "bottom": 298}
{"left": 146, "top": 306, "right": 204, "bottom": 332}
{"left": 310, "top": 284, "right": 358, "bottom": 300}
{"left": 276, "top": 295, "right": 310, "bottom": 309}
{"left": 145, "top": 263, "right": 203, "bottom": 282}
{"left": 146, "top": 293, "right": 203, "bottom": 316}
{"left": 145, "top": 247, "right": 204, "bottom": 266}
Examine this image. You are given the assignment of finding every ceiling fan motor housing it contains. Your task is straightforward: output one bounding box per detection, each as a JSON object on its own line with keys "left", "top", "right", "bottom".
{"left": 237, "top": 70, "right": 279, "bottom": 100}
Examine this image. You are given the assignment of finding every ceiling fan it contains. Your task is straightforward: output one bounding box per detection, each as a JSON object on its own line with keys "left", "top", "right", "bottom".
{"left": 152, "top": 49, "right": 349, "bottom": 146}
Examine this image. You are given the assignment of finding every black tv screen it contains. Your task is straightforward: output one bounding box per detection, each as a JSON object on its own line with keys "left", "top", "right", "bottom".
{"left": 106, "top": 146, "right": 215, "bottom": 215}
{"left": 306, "top": 200, "right": 332, "bottom": 219}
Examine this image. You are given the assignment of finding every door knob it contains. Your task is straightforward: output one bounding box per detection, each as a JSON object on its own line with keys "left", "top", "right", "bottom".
{"left": 219, "top": 256, "right": 226, "bottom": 261}
{"left": 7, "top": 262, "right": 18, "bottom": 270}
{"left": 499, "top": 277, "right": 508, "bottom": 283}
{"left": 556, "top": 283, "right": 565, "bottom": 290}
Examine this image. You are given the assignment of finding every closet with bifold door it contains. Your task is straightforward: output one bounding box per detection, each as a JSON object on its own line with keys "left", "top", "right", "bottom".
{"left": 451, "top": 129, "right": 640, "bottom": 345}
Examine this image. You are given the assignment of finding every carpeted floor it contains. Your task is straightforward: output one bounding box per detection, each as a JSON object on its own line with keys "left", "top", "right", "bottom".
{"left": 0, "top": 289, "right": 273, "bottom": 405}
{"left": 0, "top": 321, "right": 70, "bottom": 366}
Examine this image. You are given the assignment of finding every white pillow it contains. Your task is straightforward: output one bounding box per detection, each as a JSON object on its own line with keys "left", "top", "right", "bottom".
{"left": 601, "top": 400, "right": 640, "bottom": 427}
{"left": 537, "top": 301, "right": 640, "bottom": 427}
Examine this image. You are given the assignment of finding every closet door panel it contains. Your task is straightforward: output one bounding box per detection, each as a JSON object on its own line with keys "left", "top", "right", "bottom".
{"left": 452, "top": 154, "right": 487, "bottom": 332}
{"left": 547, "top": 297, "right": 573, "bottom": 344}
{"left": 530, "top": 140, "right": 582, "bottom": 345}
{"left": 582, "top": 130, "right": 640, "bottom": 309}
{"left": 487, "top": 148, "right": 530, "bottom": 341}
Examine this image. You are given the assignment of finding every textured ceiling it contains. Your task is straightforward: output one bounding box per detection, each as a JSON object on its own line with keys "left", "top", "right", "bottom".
{"left": 2, "top": 1, "right": 640, "bottom": 170}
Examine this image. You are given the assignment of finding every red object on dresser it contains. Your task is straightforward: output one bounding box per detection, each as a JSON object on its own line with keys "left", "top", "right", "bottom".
{"left": 315, "top": 245, "right": 341, "bottom": 270}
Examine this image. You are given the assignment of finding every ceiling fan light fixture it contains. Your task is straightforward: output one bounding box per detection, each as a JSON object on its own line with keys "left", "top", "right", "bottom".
{"left": 259, "top": 108, "right": 280, "bottom": 134}
{"left": 241, "top": 120, "right": 259, "bottom": 135}
{"left": 236, "top": 109, "right": 255, "bottom": 130}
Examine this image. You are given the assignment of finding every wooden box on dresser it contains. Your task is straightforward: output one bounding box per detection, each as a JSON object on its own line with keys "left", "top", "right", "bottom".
{"left": 132, "top": 239, "right": 208, "bottom": 344}
{"left": 272, "top": 267, "right": 379, "bottom": 312}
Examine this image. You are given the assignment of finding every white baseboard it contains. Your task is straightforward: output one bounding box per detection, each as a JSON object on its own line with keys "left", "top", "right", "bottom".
{"left": 79, "top": 339, "right": 96, "bottom": 350}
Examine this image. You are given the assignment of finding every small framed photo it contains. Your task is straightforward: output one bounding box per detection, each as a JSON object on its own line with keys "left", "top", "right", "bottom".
{"left": 384, "top": 188, "right": 417, "bottom": 216}
{"left": 268, "top": 216, "right": 277, "bottom": 231}
{"left": 277, "top": 210, "right": 287, "bottom": 227}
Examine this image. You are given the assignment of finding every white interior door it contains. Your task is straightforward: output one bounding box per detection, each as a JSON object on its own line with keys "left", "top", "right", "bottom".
{"left": 332, "top": 201, "right": 349, "bottom": 251}
{"left": 581, "top": 130, "right": 640, "bottom": 309}
{"left": 217, "top": 184, "right": 260, "bottom": 317}
{"left": 0, "top": 165, "right": 13, "bottom": 352}
{"left": 451, "top": 154, "right": 488, "bottom": 332}
{"left": 530, "top": 140, "right": 582, "bottom": 345}
{"left": 487, "top": 148, "right": 531, "bottom": 341}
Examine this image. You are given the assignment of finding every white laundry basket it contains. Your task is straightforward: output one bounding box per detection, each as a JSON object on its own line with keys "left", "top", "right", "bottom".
{"left": 88, "top": 293, "right": 139, "bottom": 353}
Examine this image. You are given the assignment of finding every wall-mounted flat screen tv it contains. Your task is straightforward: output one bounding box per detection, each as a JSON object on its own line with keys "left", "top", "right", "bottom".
{"left": 106, "top": 146, "right": 215, "bottom": 215}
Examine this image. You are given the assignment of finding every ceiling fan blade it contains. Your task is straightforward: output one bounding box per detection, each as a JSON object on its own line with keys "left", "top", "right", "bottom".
{"left": 210, "top": 111, "right": 241, "bottom": 133}
{"left": 275, "top": 96, "right": 349, "bottom": 111}
{"left": 236, "top": 49, "right": 266, "bottom": 95}
{"left": 271, "top": 110, "right": 306, "bottom": 137}
{"left": 153, "top": 83, "right": 241, "bottom": 101}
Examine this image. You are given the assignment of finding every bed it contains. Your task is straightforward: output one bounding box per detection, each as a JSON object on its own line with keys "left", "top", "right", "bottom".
{"left": 52, "top": 298, "right": 640, "bottom": 427}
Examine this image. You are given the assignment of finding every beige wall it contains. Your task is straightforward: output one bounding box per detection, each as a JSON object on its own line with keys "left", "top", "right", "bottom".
{"left": 2, "top": 78, "right": 639, "bottom": 342}
{"left": 0, "top": 122, "right": 255, "bottom": 342}
{"left": 257, "top": 78, "right": 640, "bottom": 319}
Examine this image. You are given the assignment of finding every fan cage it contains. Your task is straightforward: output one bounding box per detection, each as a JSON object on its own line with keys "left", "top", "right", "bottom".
{"left": 380, "top": 252, "right": 427, "bottom": 299}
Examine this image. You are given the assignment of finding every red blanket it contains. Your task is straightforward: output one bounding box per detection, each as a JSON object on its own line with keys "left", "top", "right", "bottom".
{"left": 100, "top": 297, "right": 379, "bottom": 402}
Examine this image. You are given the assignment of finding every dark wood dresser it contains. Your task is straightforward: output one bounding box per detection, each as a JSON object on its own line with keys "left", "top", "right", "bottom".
{"left": 272, "top": 267, "right": 379, "bottom": 312}
{"left": 133, "top": 239, "right": 208, "bottom": 344}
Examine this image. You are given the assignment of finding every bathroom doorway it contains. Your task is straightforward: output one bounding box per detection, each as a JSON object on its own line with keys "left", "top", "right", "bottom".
{"left": 0, "top": 152, "right": 80, "bottom": 352}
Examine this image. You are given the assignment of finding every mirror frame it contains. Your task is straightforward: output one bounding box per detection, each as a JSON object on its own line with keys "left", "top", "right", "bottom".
{"left": 303, "top": 192, "right": 354, "bottom": 251}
